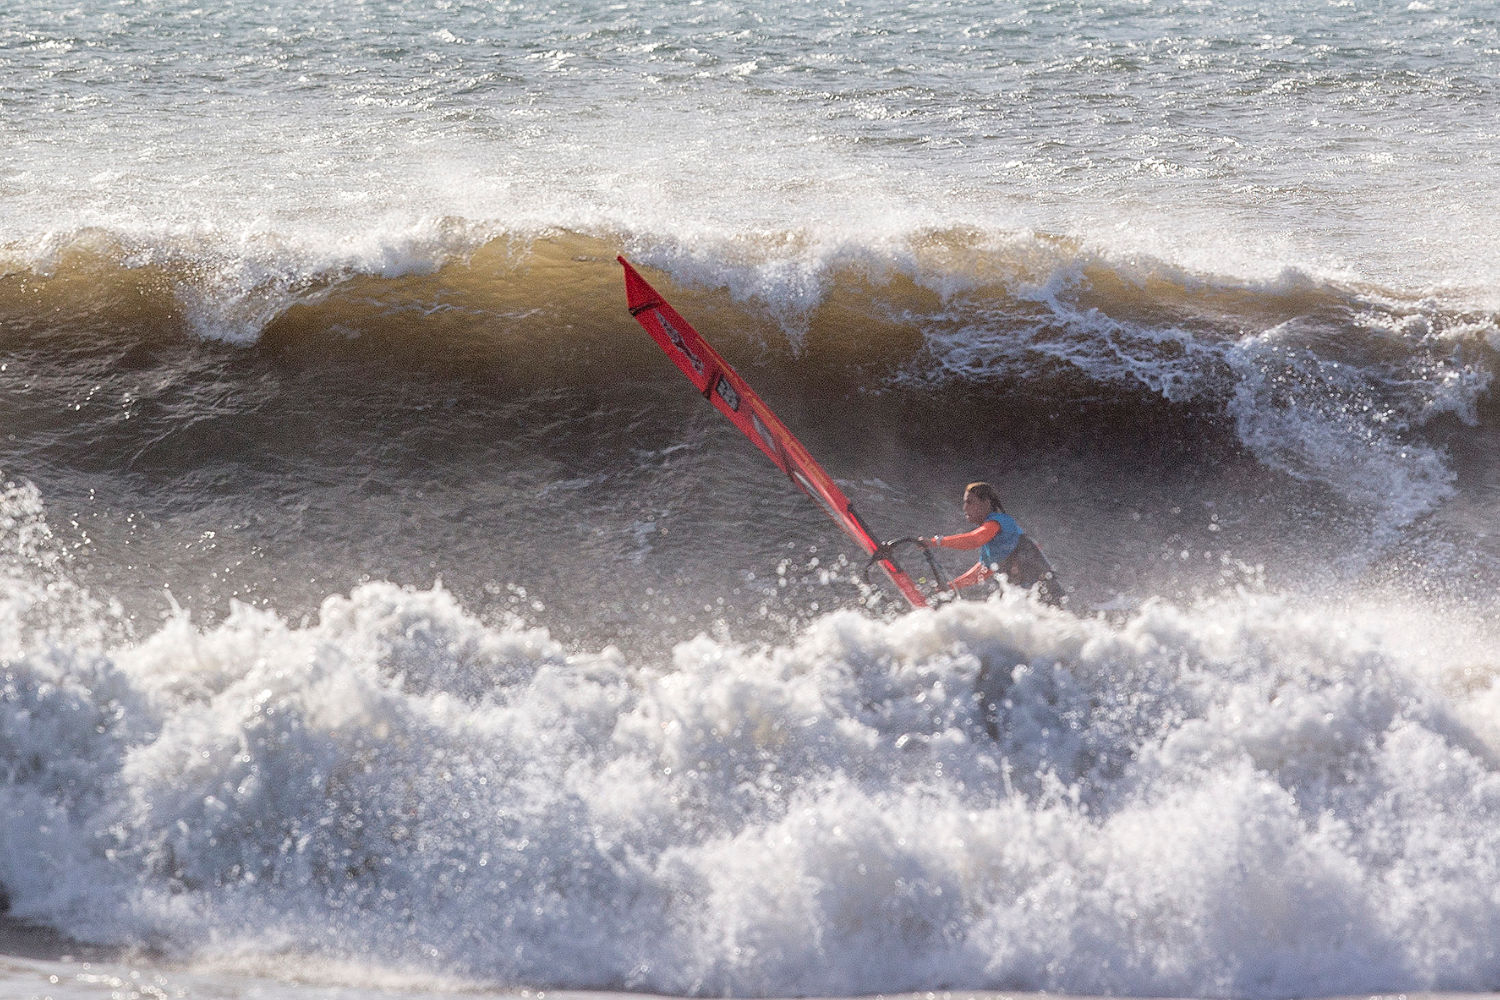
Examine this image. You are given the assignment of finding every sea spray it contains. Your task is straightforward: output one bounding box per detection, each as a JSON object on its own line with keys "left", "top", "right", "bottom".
{"left": 3, "top": 567, "right": 1498, "bottom": 995}
{"left": 5, "top": 3, "right": 1500, "bottom": 995}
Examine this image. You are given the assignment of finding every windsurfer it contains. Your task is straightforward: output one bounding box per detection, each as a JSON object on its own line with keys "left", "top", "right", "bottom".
{"left": 917, "top": 482, "right": 1065, "bottom": 606}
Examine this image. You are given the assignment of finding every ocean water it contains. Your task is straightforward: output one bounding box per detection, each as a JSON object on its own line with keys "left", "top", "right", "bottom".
{"left": 3, "top": 1, "right": 1500, "bottom": 998}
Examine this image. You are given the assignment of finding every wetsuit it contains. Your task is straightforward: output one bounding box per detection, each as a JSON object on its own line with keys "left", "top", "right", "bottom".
{"left": 932, "top": 512, "right": 1065, "bottom": 606}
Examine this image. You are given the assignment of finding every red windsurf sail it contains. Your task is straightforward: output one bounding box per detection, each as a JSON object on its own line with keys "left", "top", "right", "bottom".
{"left": 619, "top": 255, "right": 930, "bottom": 608}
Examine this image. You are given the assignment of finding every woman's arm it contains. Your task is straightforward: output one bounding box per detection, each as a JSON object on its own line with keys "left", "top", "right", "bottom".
{"left": 929, "top": 520, "right": 1000, "bottom": 551}
{"left": 948, "top": 561, "right": 994, "bottom": 590}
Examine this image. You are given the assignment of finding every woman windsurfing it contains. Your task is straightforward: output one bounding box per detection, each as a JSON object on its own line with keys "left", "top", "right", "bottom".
{"left": 918, "top": 481, "right": 1065, "bottom": 606}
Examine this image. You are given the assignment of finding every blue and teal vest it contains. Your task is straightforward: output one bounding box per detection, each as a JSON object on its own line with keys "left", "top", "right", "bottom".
{"left": 980, "top": 512, "right": 1022, "bottom": 569}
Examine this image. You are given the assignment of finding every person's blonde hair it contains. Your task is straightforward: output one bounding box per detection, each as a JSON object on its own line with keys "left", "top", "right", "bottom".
{"left": 964, "top": 481, "right": 1005, "bottom": 514}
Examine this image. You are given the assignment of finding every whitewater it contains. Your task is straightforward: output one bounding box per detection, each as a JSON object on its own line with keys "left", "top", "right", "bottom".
{"left": 3, "top": 1, "right": 1500, "bottom": 998}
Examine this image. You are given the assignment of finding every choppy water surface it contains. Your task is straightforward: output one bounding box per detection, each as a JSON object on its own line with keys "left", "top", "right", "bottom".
{"left": 3, "top": 1, "right": 1500, "bottom": 997}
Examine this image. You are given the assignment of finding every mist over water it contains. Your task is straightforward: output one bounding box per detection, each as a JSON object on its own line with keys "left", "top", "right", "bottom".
{"left": 4, "top": 1, "right": 1500, "bottom": 997}
{"left": 7, "top": 0, "right": 1500, "bottom": 315}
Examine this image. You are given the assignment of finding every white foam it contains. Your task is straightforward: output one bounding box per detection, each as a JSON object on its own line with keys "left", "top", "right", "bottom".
{"left": 3, "top": 565, "right": 1499, "bottom": 997}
